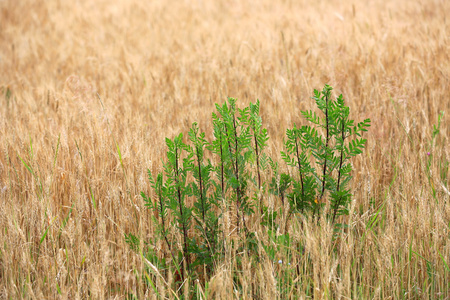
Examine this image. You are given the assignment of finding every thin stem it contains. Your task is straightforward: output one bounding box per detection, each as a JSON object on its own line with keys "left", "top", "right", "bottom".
{"left": 174, "top": 145, "right": 190, "bottom": 276}
{"left": 313, "top": 90, "right": 331, "bottom": 220}
{"left": 195, "top": 144, "right": 213, "bottom": 256}
{"left": 320, "top": 91, "right": 330, "bottom": 200}
{"left": 196, "top": 145, "right": 206, "bottom": 223}
{"left": 254, "top": 133, "right": 264, "bottom": 214}
{"left": 294, "top": 134, "right": 305, "bottom": 213}
{"left": 219, "top": 132, "right": 225, "bottom": 196}
{"left": 232, "top": 114, "right": 245, "bottom": 233}
{"left": 224, "top": 118, "right": 241, "bottom": 232}
{"left": 332, "top": 119, "right": 346, "bottom": 223}
{"left": 254, "top": 134, "right": 261, "bottom": 190}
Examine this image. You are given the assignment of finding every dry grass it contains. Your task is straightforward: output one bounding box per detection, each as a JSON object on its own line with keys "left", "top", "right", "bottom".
{"left": 0, "top": 0, "right": 449, "bottom": 298}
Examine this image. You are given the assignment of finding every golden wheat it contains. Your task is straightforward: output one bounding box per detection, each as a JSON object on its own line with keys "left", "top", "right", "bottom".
{"left": 0, "top": 0, "right": 449, "bottom": 298}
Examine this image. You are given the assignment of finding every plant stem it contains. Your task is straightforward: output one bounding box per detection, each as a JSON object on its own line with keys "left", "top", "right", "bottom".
{"left": 224, "top": 117, "right": 241, "bottom": 232}
{"left": 332, "top": 120, "right": 346, "bottom": 223}
{"left": 219, "top": 131, "right": 225, "bottom": 196}
{"left": 232, "top": 114, "right": 247, "bottom": 233}
{"left": 254, "top": 133, "right": 264, "bottom": 214}
{"left": 196, "top": 146, "right": 206, "bottom": 223}
{"left": 254, "top": 134, "right": 261, "bottom": 190}
{"left": 294, "top": 134, "right": 305, "bottom": 213}
{"left": 174, "top": 145, "right": 190, "bottom": 276}
{"left": 320, "top": 91, "right": 330, "bottom": 200}
{"left": 195, "top": 144, "right": 213, "bottom": 255}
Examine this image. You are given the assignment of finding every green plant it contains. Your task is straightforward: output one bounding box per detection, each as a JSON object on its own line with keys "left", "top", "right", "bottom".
{"left": 282, "top": 84, "right": 371, "bottom": 222}
{"left": 247, "top": 100, "right": 270, "bottom": 214}
{"left": 126, "top": 84, "right": 371, "bottom": 295}
{"left": 211, "top": 98, "right": 254, "bottom": 234}
{"left": 187, "top": 122, "right": 221, "bottom": 275}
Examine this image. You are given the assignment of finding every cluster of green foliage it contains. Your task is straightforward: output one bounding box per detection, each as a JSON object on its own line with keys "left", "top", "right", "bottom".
{"left": 280, "top": 85, "right": 371, "bottom": 222}
{"left": 125, "top": 84, "right": 371, "bottom": 297}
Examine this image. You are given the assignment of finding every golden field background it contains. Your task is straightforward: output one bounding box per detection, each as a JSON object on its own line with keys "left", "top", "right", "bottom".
{"left": 0, "top": 0, "right": 449, "bottom": 298}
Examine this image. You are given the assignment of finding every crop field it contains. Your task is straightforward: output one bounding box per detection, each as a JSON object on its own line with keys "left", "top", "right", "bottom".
{"left": 0, "top": 0, "right": 449, "bottom": 298}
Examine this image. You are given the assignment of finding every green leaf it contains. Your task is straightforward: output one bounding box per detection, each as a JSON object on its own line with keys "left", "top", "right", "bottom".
{"left": 40, "top": 217, "right": 57, "bottom": 244}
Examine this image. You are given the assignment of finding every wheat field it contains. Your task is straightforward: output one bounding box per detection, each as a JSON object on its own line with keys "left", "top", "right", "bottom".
{"left": 0, "top": 0, "right": 449, "bottom": 298}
